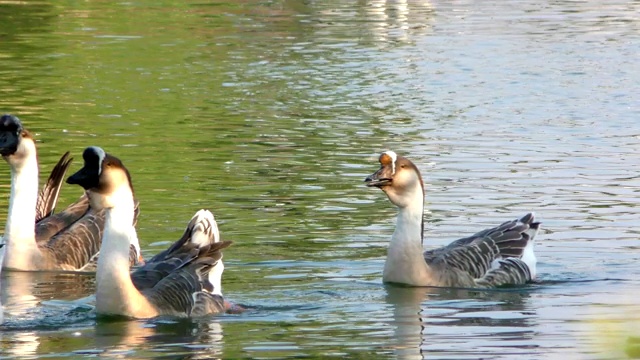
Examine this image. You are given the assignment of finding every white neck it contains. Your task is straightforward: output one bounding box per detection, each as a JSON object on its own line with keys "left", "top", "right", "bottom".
{"left": 209, "top": 260, "right": 224, "bottom": 296}
{"left": 3, "top": 148, "right": 40, "bottom": 270}
{"left": 95, "top": 188, "right": 144, "bottom": 315}
{"left": 383, "top": 183, "right": 430, "bottom": 286}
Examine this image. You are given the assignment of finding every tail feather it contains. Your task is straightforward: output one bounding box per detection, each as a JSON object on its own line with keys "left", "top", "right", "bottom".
{"left": 188, "top": 210, "right": 218, "bottom": 247}
{"left": 475, "top": 258, "right": 532, "bottom": 288}
{"left": 157, "top": 210, "right": 217, "bottom": 259}
{"left": 132, "top": 210, "right": 225, "bottom": 292}
{"left": 140, "top": 240, "right": 232, "bottom": 316}
{"left": 492, "top": 212, "right": 539, "bottom": 259}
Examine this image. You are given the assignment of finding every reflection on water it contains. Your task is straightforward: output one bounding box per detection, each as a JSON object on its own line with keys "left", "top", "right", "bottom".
{"left": 384, "top": 285, "right": 540, "bottom": 359}
{"left": 1, "top": 0, "right": 640, "bottom": 358}
{"left": 385, "top": 286, "right": 429, "bottom": 359}
{"left": 424, "top": 289, "right": 538, "bottom": 359}
{"left": 1, "top": 272, "right": 95, "bottom": 322}
{"left": 90, "top": 319, "right": 224, "bottom": 358}
{"left": 0, "top": 271, "right": 95, "bottom": 357}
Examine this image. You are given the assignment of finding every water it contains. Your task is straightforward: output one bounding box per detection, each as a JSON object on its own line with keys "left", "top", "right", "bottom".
{"left": 1, "top": 0, "right": 639, "bottom": 358}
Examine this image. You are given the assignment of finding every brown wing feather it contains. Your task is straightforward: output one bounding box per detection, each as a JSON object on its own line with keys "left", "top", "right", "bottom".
{"left": 50, "top": 198, "right": 142, "bottom": 271}
{"left": 35, "top": 194, "right": 91, "bottom": 243}
{"left": 40, "top": 209, "right": 105, "bottom": 270}
{"left": 35, "top": 152, "right": 73, "bottom": 223}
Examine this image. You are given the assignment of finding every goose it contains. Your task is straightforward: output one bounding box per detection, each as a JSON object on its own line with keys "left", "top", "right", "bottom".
{"left": 66, "top": 146, "right": 232, "bottom": 318}
{"left": 0, "top": 114, "right": 142, "bottom": 271}
{"left": 364, "top": 150, "right": 540, "bottom": 288}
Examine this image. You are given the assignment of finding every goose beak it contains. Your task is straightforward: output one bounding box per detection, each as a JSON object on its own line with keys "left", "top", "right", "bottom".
{"left": 365, "top": 168, "right": 392, "bottom": 187}
{"left": 0, "top": 131, "right": 20, "bottom": 157}
{"left": 0, "top": 135, "right": 18, "bottom": 157}
{"left": 66, "top": 166, "right": 98, "bottom": 190}
{"left": 0, "top": 115, "right": 23, "bottom": 157}
{"left": 66, "top": 168, "right": 88, "bottom": 185}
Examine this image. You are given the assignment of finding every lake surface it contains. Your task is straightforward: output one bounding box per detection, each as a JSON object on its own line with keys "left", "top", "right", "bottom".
{"left": 1, "top": 0, "right": 639, "bottom": 358}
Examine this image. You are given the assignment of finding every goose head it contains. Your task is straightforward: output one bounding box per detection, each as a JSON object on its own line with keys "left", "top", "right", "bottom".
{"left": 66, "top": 146, "right": 134, "bottom": 210}
{"left": 365, "top": 150, "right": 425, "bottom": 209}
{"left": 0, "top": 114, "right": 37, "bottom": 167}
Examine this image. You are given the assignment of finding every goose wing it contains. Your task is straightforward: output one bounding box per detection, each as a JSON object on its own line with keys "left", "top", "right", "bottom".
{"left": 35, "top": 194, "right": 91, "bottom": 242}
{"left": 131, "top": 209, "right": 219, "bottom": 291}
{"left": 35, "top": 152, "right": 73, "bottom": 223}
{"left": 424, "top": 213, "right": 539, "bottom": 281}
{"left": 140, "top": 241, "right": 232, "bottom": 317}
{"left": 41, "top": 208, "right": 104, "bottom": 271}
{"left": 474, "top": 258, "right": 533, "bottom": 288}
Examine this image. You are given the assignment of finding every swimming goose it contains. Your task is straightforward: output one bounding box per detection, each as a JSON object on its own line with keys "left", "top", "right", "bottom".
{"left": 0, "top": 114, "right": 142, "bottom": 271}
{"left": 365, "top": 151, "right": 540, "bottom": 288}
{"left": 66, "top": 146, "right": 232, "bottom": 318}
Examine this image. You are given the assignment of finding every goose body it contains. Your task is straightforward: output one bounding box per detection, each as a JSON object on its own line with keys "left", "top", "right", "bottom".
{"left": 0, "top": 114, "right": 142, "bottom": 272}
{"left": 365, "top": 150, "right": 540, "bottom": 288}
{"left": 66, "top": 146, "right": 231, "bottom": 318}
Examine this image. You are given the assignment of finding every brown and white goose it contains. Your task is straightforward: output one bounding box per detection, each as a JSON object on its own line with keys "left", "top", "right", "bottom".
{"left": 66, "top": 146, "right": 232, "bottom": 318}
{"left": 0, "top": 114, "right": 142, "bottom": 272}
{"left": 365, "top": 150, "right": 540, "bottom": 288}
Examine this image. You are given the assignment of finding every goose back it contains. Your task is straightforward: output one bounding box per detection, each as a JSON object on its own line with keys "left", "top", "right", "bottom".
{"left": 424, "top": 213, "right": 540, "bottom": 287}
{"left": 130, "top": 209, "right": 230, "bottom": 317}
{"left": 140, "top": 241, "right": 232, "bottom": 316}
{"left": 130, "top": 209, "right": 218, "bottom": 289}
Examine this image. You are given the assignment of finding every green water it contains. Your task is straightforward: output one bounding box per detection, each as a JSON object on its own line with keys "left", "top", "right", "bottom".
{"left": 1, "top": 0, "right": 640, "bottom": 359}
{"left": 1, "top": 0, "right": 385, "bottom": 259}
